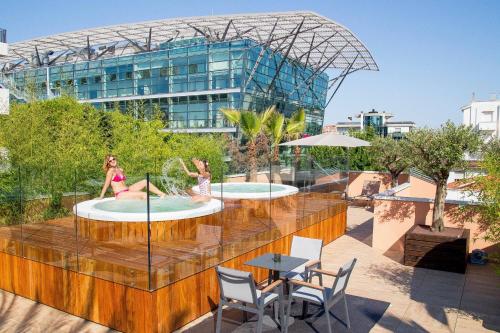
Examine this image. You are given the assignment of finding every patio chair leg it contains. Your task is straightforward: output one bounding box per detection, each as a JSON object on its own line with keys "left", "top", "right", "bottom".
{"left": 279, "top": 298, "right": 285, "bottom": 332}
{"left": 256, "top": 309, "right": 264, "bottom": 333}
{"left": 343, "top": 295, "right": 351, "bottom": 329}
{"left": 215, "top": 303, "right": 223, "bottom": 333}
{"left": 242, "top": 303, "right": 248, "bottom": 322}
{"left": 324, "top": 304, "right": 333, "bottom": 333}
{"left": 284, "top": 294, "right": 293, "bottom": 333}
{"left": 301, "top": 301, "right": 308, "bottom": 319}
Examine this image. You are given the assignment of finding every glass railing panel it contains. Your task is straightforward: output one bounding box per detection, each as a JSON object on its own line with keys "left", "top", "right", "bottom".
{"left": 19, "top": 166, "right": 79, "bottom": 271}
{"left": 271, "top": 152, "right": 297, "bottom": 239}
{"left": 0, "top": 166, "right": 24, "bottom": 257}
{"left": 148, "top": 160, "right": 224, "bottom": 290}
{"left": 75, "top": 172, "right": 151, "bottom": 290}
{"left": 221, "top": 154, "right": 271, "bottom": 262}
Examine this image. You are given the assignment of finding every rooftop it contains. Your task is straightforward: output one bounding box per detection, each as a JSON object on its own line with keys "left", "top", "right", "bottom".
{"left": 4, "top": 207, "right": 496, "bottom": 332}
{"left": 0, "top": 11, "right": 378, "bottom": 73}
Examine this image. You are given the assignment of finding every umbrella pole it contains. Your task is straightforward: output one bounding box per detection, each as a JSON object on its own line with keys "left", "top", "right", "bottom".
{"left": 345, "top": 147, "right": 349, "bottom": 200}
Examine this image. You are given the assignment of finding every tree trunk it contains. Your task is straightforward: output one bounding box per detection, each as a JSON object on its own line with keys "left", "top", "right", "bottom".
{"left": 390, "top": 172, "right": 399, "bottom": 188}
{"left": 294, "top": 146, "right": 301, "bottom": 168}
{"left": 273, "top": 145, "right": 279, "bottom": 162}
{"left": 247, "top": 141, "right": 257, "bottom": 182}
{"left": 432, "top": 181, "right": 447, "bottom": 232}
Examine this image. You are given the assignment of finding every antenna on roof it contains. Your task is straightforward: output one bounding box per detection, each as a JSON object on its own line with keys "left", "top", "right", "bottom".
{"left": 471, "top": 92, "right": 475, "bottom": 102}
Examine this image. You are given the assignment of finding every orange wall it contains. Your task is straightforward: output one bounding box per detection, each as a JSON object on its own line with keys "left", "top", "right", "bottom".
{"left": 373, "top": 198, "right": 497, "bottom": 253}
{"left": 347, "top": 171, "right": 409, "bottom": 197}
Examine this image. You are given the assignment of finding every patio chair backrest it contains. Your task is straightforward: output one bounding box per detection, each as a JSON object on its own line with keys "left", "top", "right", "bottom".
{"left": 360, "top": 180, "right": 381, "bottom": 197}
{"left": 216, "top": 266, "right": 257, "bottom": 305}
{"left": 290, "top": 236, "right": 323, "bottom": 261}
{"left": 330, "top": 258, "right": 357, "bottom": 297}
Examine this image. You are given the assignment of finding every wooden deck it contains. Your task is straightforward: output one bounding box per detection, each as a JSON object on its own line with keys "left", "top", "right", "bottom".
{"left": 0, "top": 192, "right": 346, "bottom": 332}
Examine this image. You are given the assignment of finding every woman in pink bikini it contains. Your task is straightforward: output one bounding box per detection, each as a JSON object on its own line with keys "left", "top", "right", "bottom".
{"left": 179, "top": 158, "right": 211, "bottom": 202}
{"left": 99, "top": 155, "right": 165, "bottom": 200}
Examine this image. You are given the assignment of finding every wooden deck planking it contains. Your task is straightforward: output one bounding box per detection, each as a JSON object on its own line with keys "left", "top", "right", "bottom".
{"left": 0, "top": 193, "right": 346, "bottom": 332}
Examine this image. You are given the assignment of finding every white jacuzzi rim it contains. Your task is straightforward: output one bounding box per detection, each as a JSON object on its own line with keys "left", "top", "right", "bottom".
{"left": 192, "top": 182, "right": 299, "bottom": 200}
{"left": 73, "top": 197, "right": 223, "bottom": 222}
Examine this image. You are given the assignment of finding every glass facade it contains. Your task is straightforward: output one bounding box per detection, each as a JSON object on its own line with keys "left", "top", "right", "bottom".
{"left": 6, "top": 38, "right": 328, "bottom": 133}
{"left": 363, "top": 114, "right": 387, "bottom": 136}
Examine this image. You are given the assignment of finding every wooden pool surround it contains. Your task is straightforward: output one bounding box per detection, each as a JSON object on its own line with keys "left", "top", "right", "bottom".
{"left": 0, "top": 192, "right": 346, "bottom": 332}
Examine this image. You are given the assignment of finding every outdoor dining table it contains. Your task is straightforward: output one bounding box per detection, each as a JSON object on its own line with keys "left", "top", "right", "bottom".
{"left": 245, "top": 253, "right": 308, "bottom": 284}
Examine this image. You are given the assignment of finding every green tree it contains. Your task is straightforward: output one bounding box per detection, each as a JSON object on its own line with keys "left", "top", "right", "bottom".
{"left": 163, "top": 133, "right": 226, "bottom": 185}
{"left": 348, "top": 126, "right": 377, "bottom": 170}
{"left": 406, "top": 121, "right": 482, "bottom": 231}
{"left": 371, "top": 136, "right": 410, "bottom": 187}
{"left": 467, "top": 140, "right": 500, "bottom": 243}
{"left": 262, "top": 106, "right": 284, "bottom": 162}
{"left": 0, "top": 97, "right": 106, "bottom": 214}
{"left": 107, "top": 108, "right": 169, "bottom": 176}
{"left": 284, "top": 108, "right": 306, "bottom": 166}
{"left": 221, "top": 107, "right": 273, "bottom": 181}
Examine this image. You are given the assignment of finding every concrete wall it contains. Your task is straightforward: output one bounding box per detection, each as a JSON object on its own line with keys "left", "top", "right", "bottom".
{"left": 396, "top": 175, "right": 436, "bottom": 199}
{"left": 373, "top": 176, "right": 498, "bottom": 254}
{"left": 347, "top": 171, "right": 409, "bottom": 197}
{"left": 373, "top": 197, "right": 496, "bottom": 253}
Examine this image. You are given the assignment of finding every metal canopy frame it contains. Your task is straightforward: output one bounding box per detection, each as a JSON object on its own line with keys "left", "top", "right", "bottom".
{"left": 0, "top": 11, "right": 378, "bottom": 75}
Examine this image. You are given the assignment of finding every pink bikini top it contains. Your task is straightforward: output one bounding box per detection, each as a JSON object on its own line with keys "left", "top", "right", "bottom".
{"left": 112, "top": 172, "right": 126, "bottom": 182}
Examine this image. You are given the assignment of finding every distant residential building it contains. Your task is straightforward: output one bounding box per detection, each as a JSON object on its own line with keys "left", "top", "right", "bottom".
{"left": 461, "top": 95, "right": 499, "bottom": 141}
{"left": 322, "top": 124, "right": 337, "bottom": 133}
{"left": 333, "top": 109, "right": 416, "bottom": 138}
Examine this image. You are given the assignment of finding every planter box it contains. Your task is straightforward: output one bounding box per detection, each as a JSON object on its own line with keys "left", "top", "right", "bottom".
{"left": 404, "top": 224, "right": 469, "bottom": 273}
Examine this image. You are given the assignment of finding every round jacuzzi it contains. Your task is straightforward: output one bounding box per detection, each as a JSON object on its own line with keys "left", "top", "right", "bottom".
{"left": 192, "top": 182, "right": 299, "bottom": 200}
{"left": 74, "top": 196, "right": 222, "bottom": 222}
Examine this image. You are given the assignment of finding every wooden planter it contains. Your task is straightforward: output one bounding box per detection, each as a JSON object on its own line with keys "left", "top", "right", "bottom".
{"left": 404, "top": 224, "right": 469, "bottom": 274}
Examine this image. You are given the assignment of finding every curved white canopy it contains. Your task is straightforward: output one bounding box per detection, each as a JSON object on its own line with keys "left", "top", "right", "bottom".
{"left": 1, "top": 11, "right": 378, "bottom": 73}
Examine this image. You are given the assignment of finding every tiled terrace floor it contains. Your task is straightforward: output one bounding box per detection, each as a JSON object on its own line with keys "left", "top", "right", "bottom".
{"left": 0, "top": 207, "right": 499, "bottom": 332}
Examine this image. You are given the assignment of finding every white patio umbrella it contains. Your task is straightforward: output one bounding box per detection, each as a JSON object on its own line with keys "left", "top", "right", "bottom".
{"left": 280, "top": 132, "right": 371, "bottom": 197}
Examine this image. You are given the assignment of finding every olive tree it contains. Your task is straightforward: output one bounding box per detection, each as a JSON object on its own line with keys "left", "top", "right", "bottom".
{"left": 371, "top": 136, "right": 410, "bottom": 187}
{"left": 406, "top": 121, "right": 482, "bottom": 231}
{"left": 467, "top": 140, "right": 500, "bottom": 243}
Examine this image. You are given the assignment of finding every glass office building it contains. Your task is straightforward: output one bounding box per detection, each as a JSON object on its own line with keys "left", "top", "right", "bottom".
{"left": 0, "top": 12, "right": 377, "bottom": 134}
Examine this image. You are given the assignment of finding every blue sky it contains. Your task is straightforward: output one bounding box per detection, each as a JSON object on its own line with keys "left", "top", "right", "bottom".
{"left": 1, "top": 0, "right": 499, "bottom": 127}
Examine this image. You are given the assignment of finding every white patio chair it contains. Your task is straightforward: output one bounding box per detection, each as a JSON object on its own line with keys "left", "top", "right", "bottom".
{"left": 284, "top": 258, "right": 357, "bottom": 333}
{"left": 215, "top": 266, "right": 285, "bottom": 333}
{"left": 281, "top": 236, "right": 323, "bottom": 284}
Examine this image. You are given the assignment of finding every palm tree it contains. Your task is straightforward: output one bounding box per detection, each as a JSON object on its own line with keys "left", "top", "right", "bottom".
{"left": 284, "top": 108, "right": 306, "bottom": 167}
{"left": 262, "top": 106, "right": 285, "bottom": 162}
{"left": 221, "top": 107, "right": 273, "bottom": 181}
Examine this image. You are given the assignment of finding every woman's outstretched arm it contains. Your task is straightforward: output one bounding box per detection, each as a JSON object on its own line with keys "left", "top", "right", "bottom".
{"left": 99, "top": 170, "right": 113, "bottom": 199}
{"left": 179, "top": 159, "right": 198, "bottom": 178}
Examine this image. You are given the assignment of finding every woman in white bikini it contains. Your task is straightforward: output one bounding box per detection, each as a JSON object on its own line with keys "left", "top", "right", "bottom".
{"left": 179, "top": 158, "right": 211, "bottom": 202}
{"left": 99, "top": 154, "right": 165, "bottom": 200}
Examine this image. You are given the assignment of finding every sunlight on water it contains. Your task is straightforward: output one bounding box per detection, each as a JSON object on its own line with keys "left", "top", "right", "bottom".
{"left": 94, "top": 197, "right": 204, "bottom": 213}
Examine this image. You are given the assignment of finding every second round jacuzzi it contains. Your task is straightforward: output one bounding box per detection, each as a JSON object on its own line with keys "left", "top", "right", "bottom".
{"left": 74, "top": 196, "right": 222, "bottom": 222}
{"left": 192, "top": 182, "right": 299, "bottom": 200}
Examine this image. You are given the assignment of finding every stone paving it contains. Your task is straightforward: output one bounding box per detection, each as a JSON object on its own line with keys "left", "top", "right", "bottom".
{"left": 0, "top": 207, "right": 499, "bottom": 332}
{"left": 176, "top": 207, "right": 500, "bottom": 333}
